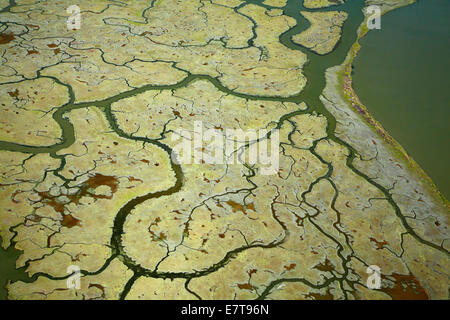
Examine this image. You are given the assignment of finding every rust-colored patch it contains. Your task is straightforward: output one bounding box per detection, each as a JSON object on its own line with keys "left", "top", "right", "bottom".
{"left": 284, "top": 263, "right": 296, "bottom": 271}
{"left": 369, "top": 237, "right": 389, "bottom": 250}
{"left": 27, "top": 214, "right": 42, "bottom": 223}
{"left": 37, "top": 191, "right": 65, "bottom": 213}
{"left": 246, "top": 202, "right": 255, "bottom": 211}
{"left": 226, "top": 200, "right": 245, "bottom": 214}
{"left": 7, "top": 89, "right": 19, "bottom": 98}
{"left": 295, "top": 214, "right": 305, "bottom": 227}
{"left": 305, "top": 288, "right": 333, "bottom": 300}
{"left": 225, "top": 200, "right": 256, "bottom": 215}
{"left": 36, "top": 174, "right": 119, "bottom": 217}
{"left": 61, "top": 214, "right": 82, "bottom": 228}
{"left": 148, "top": 217, "right": 163, "bottom": 241}
{"left": 237, "top": 283, "right": 254, "bottom": 290}
{"left": 381, "top": 273, "right": 429, "bottom": 300}
{"left": 248, "top": 269, "right": 257, "bottom": 276}
{"left": 27, "top": 49, "right": 39, "bottom": 55}
{"left": 183, "top": 221, "right": 190, "bottom": 237}
{"left": 25, "top": 24, "right": 40, "bottom": 30}
{"left": 313, "top": 258, "right": 334, "bottom": 272}
{"left": 158, "top": 232, "right": 167, "bottom": 241}
{"left": 85, "top": 173, "right": 119, "bottom": 195}
{"left": 0, "top": 32, "right": 15, "bottom": 44}
{"left": 172, "top": 110, "right": 182, "bottom": 118}
{"left": 88, "top": 283, "right": 106, "bottom": 298}
{"left": 128, "top": 176, "right": 143, "bottom": 183}
{"left": 71, "top": 253, "right": 87, "bottom": 262}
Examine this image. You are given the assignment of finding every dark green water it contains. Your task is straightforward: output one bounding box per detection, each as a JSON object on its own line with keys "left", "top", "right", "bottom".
{"left": 0, "top": 237, "right": 30, "bottom": 300}
{"left": 353, "top": 0, "right": 450, "bottom": 199}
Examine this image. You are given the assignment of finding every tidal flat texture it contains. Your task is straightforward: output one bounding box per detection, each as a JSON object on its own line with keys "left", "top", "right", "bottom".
{"left": 0, "top": 0, "right": 448, "bottom": 300}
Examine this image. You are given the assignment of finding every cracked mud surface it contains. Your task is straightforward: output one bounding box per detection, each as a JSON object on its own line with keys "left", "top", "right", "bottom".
{"left": 0, "top": 0, "right": 448, "bottom": 300}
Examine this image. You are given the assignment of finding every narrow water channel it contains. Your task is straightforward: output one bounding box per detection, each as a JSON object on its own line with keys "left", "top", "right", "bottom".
{"left": 352, "top": 0, "right": 450, "bottom": 199}
{"left": 0, "top": 0, "right": 368, "bottom": 299}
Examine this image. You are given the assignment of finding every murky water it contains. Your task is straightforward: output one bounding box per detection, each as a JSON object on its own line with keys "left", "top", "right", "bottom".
{"left": 0, "top": 237, "right": 30, "bottom": 300}
{"left": 353, "top": 0, "right": 450, "bottom": 199}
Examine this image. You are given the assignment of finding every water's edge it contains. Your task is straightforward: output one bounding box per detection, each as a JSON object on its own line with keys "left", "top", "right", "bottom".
{"left": 333, "top": 0, "right": 448, "bottom": 206}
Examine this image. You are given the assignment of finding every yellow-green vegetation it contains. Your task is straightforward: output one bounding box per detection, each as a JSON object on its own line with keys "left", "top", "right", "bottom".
{"left": 0, "top": 0, "right": 448, "bottom": 300}
{"left": 303, "top": 0, "right": 344, "bottom": 9}
{"left": 293, "top": 11, "right": 348, "bottom": 55}
{"left": 263, "top": 0, "right": 288, "bottom": 7}
{"left": 0, "top": 79, "right": 67, "bottom": 146}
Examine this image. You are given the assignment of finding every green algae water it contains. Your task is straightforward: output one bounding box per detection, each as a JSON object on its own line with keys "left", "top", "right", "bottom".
{"left": 0, "top": 237, "right": 30, "bottom": 300}
{"left": 352, "top": 0, "right": 450, "bottom": 199}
